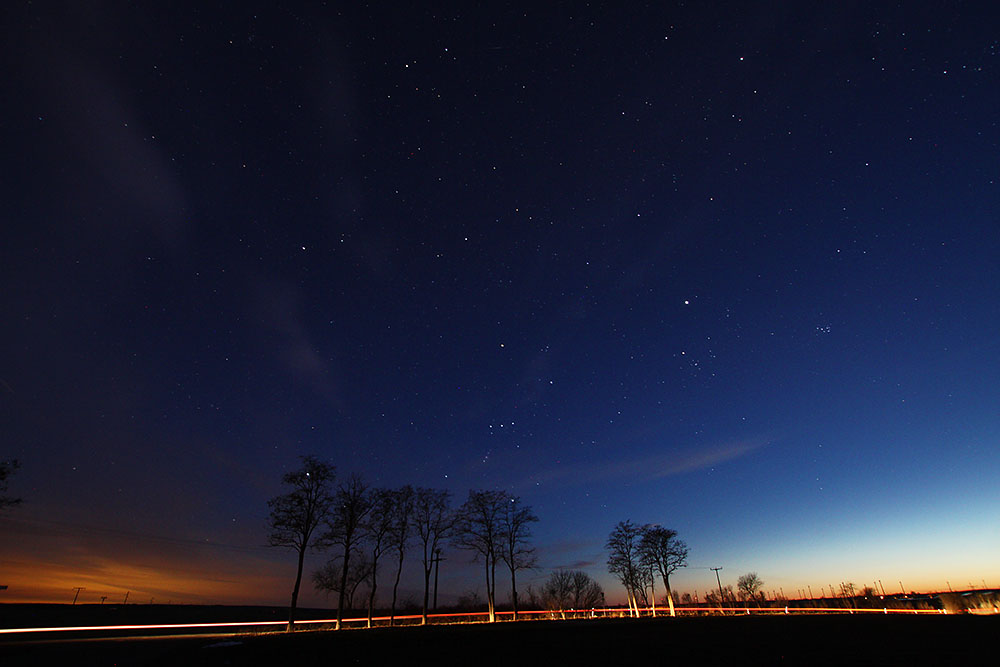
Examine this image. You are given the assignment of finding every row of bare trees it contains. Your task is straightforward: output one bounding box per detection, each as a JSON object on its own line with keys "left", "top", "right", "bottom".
{"left": 266, "top": 456, "right": 540, "bottom": 630}
{"left": 451, "top": 489, "right": 539, "bottom": 622}
{"left": 527, "top": 569, "right": 605, "bottom": 617}
{"left": 606, "top": 520, "right": 688, "bottom": 617}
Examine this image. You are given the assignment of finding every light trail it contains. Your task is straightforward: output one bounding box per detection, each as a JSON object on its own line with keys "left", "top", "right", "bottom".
{"left": 0, "top": 606, "right": 948, "bottom": 637}
{"left": 0, "top": 612, "right": 445, "bottom": 636}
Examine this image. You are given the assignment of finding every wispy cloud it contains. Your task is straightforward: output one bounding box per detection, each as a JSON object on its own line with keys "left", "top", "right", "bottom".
{"left": 253, "top": 278, "right": 344, "bottom": 409}
{"left": 524, "top": 438, "right": 768, "bottom": 490}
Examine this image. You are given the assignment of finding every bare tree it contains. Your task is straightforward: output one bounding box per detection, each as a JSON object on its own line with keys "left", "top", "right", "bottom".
{"left": 570, "top": 570, "right": 605, "bottom": 610}
{"left": 363, "top": 488, "right": 397, "bottom": 627}
{"left": 541, "top": 569, "right": 574, "bottom": 618}
{"left": 453, "top": 489, "right": 507, "bottom": 622}
{"left": 266, "top": 456, "right": 336, "bottom": 631}
{"left": 313, "top": 552, "right": 373, "bottom": 611}
{"left": 633, "top": 568, "right": 652, "bottom": 610}
{"left": 539, "top": 570, "right": 604, "bottom": 617}
{"left": 606, "top": 520, "right": 646, "bottom": 617}
{"left": 324, "top": 474, "right": 372, "bottom": 629}
{"left": 705, "top": 584, "right": 735, "bottom": 608}
{"left": 638, "top": 524, "right": 688, "bottom": 617}
{"left": 840, "top": 582, "right": 858, "bottom": 609}
{"left": 388, "top": 485, "right": 414, "bottom": 625}
{"left": 413, "top": 488, "right": 453, "bottom": 624}
{"left": 737, "top": 572, "right": 764, "bottom": 605}
{"left": 456, "top": 589, "right": 483, "bottom": 610}
{"left": 499, "top": 495, "right": 538, "bottom": 620}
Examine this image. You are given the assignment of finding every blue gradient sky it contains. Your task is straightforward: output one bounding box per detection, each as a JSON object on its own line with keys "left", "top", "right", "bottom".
{"left": 2, "top": 2, "right": 998, "bottom": 606}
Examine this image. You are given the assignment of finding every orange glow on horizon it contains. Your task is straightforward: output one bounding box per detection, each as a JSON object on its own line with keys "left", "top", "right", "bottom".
{"left": 0, "top": 551, "right": 289, "bottom": 606}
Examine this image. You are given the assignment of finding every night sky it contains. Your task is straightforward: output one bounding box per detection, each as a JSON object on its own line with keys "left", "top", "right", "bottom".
{"left": 2, "top": 2, "right": 998, "bottom": 607}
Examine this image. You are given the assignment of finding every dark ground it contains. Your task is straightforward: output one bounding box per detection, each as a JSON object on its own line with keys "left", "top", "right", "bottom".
{"left": 2, "top": 614, "right": 996, "bottom": 666}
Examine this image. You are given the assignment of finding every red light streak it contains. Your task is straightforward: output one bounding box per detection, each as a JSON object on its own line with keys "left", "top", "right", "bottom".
{"left": 0, "top": 606, "right": 947, "bottom": 637}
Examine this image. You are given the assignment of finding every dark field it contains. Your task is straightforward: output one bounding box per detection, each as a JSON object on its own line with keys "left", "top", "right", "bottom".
{"left": 3, "top": 613, "right": 997, "bottom": 666}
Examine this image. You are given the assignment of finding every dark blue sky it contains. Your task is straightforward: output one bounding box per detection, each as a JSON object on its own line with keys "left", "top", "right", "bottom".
{"left": 2, "top": 2, "right": 998, "bottom": 605}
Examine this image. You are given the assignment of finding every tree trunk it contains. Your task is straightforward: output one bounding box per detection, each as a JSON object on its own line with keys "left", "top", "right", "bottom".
{"left": 421, "top": 563, "right": 431, "bottom": 625}
{"left": 390, "top": 548, "right": 404, "bottom": 626}
{"left": 490, "top": 558, "right": 497, "bottom": 622}
{"left": 337, "top": 546, "right": 351, "bottom": 630}
{"left": 287, "top": 546, "right": 306, "bottom": 632}
{"left": 650, "top": 574, "right": 656, "bottom": 617}
{"left": 510, "top": 566, "right": 518, "bottom": 621}
{"left": 665, "top": 575, "right": 676, "bottom": 617}
{"left": 484, "top": 560, "right": 494, "bottom": 622}
{"left": 367, "top": 558, "right": 378, "bottom": 629}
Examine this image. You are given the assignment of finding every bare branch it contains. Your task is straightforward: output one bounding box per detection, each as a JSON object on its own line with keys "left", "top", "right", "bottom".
{"left": 266, "top": 456, "right": 336, "bottom": 630}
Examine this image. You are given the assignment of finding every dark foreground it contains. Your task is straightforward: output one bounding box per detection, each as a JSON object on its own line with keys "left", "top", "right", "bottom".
{"left": 3, "top": 614, "right": 996, "bottom": 666}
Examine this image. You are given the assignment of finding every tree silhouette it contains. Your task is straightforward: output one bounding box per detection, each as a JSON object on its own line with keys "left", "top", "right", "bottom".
{"left": 324, "top": 474, "right": 372, "bottom": 630}
{"left": 313, "top": 552, "right": 372, "bottom": 611}
{"left": 737, "top": 572, "right": 764, "bottom": 604}
{"left": 266, "top": 456, "right": 336, "bottom": 631}
{"left": 387, "top": 485, "right": 415, "bottom": 625}
{"left": 606, "top": 520, "right": 647, "bottom": 617}
{"left": 499, "top": 495, "right": 538, "bottom": 620}
{"left": 453, "top": 489, "right": 507, "bottom": 622}
{"left": 0, "top": 459, "right": 21, "bottom": 510}
{"left": 363, "top": 488, "right": 397, "bottom": 627}
{"left": 638, "top": 524, "right": 688, "bottom": 616}
{"left": 413, "top": 487, "right": 453, "bottom": 624}
{"left": 705, "top": 584, "right": 735, "bottom": 608}
{"left": 538, "top": 570, "right": 604, "bottom": 617}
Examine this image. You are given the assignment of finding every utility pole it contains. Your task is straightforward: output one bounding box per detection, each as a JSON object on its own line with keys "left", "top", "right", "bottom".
{"left": 72, "top": 587, "right": 85, "bottom": 605}
{"left": 432, "top": 548, "right": 445, "bottom": 611}
{"left": 711, "top": 567, "right": 724, "bottom": 613}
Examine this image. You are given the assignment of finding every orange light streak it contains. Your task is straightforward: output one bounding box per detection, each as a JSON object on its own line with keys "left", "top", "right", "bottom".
{"left": 0, "top": 606, "right": 948, "bottom": 637}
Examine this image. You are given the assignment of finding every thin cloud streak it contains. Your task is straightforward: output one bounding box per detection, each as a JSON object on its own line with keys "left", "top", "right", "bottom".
{"left": 526, "top": 438, "right": 768, "bottom": 490}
